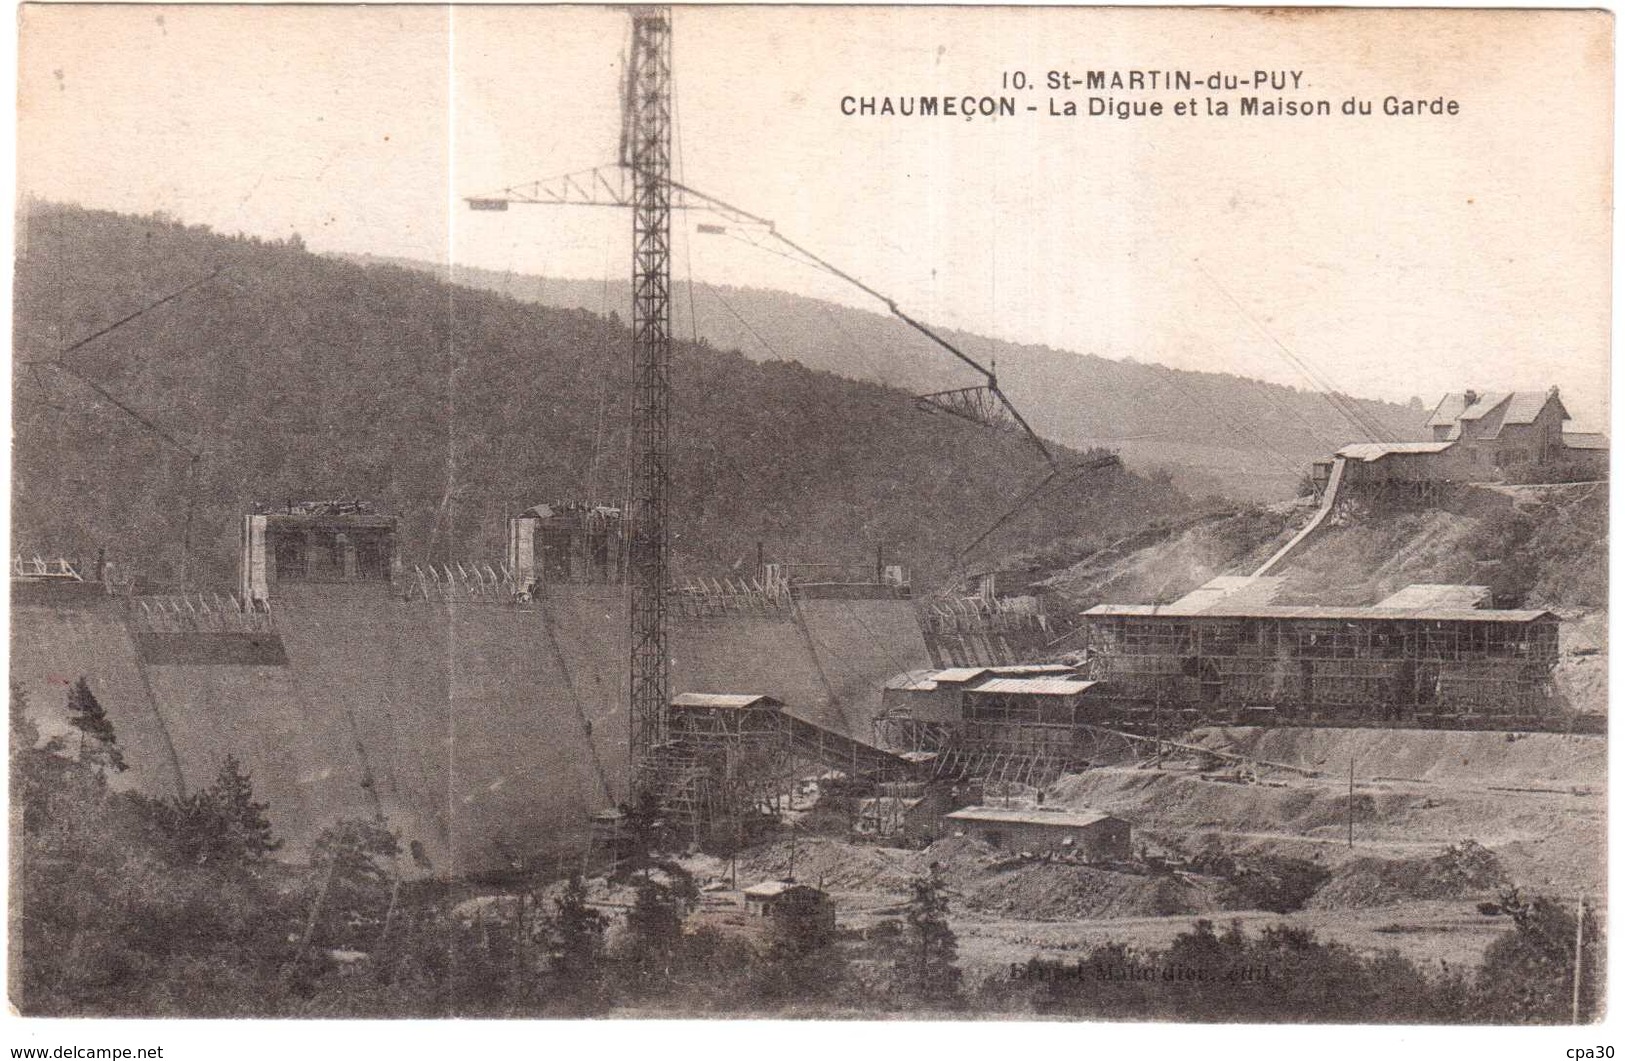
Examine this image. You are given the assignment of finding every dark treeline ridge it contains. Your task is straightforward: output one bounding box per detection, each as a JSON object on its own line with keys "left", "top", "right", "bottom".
{"left": 15, "top": 202, "right": 1198, "bottom": 592}
{"left": 365, "top": 260, "right": 1431, "bottom": 501}
{"left": 12, "top": 682, "right": 1600, "bottom": 1021}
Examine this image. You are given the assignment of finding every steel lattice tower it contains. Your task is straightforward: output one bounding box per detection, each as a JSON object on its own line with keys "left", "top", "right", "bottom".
{"left": 627, "top": 7, "right": 673, "bottom": 792}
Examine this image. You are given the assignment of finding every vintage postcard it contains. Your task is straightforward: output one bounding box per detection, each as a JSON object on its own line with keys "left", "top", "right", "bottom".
{"left": 8, "top": 2, "right": 1611, "bottom": 1041}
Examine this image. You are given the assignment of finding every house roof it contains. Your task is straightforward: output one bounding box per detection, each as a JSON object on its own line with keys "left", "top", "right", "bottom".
{"left": 945, "top": 806, "right": 1122, "bottom": 829}
{"left": 670, "top": 693, "right": 784, "bottom": 711}
{"left": 1427, "top": 390, "right": 1565, "bottom": 441}
{"left": 1501, "top": 391, "right": 1563, "bottom": 426}
{"left": 1479, "top": 391, "right": 1565, "bottom": 439}
{"left": 965, "top": 677, "right": 1096, "bottom": 697}
{"left": 1563, "top": 430, "right": 1609, "bottom": 451}
{"left": 1458, "top": 391, "right": 1511, "bottom": 421}
{"left": 1426, "top": 392, "right": 1473, "bottom": 428}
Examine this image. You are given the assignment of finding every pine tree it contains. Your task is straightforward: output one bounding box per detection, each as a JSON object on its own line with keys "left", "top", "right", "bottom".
{"left": 160, "top": 754, "right": 281, "bottom": 865}
{"left": 210, "top": 754, "right": 281, "bottom": 860}
{"left": 64, "top": 678, "right": 125, "bottom": 774}
{"left": 550, "top": 874, "right": 608, "bottom": 1012}
{"left": 890, "top": 864, "right": 962, "bottom": 1008}
{"left": 625, "top": 876, "right": 684, "bottom": 987}
{"left": 295, "top": 815, "right": 401, "bottom": 958}
{"left": 207, "top": 754, "right": 281, "bottom": 862}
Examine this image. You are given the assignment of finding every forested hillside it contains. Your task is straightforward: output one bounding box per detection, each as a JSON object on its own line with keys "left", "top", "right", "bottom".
{"left": 356, "top": 261, "right": 1431, "bottom": 500}
{"left": 14, "top": 203, "right": 1195, "bottom": 592}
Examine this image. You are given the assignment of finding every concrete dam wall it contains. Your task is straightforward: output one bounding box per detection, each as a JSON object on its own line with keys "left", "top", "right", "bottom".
{"left": 11, "top": 586, "right": 930, "bottom": 876}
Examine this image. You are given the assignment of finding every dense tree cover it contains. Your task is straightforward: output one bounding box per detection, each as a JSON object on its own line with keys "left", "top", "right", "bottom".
{"left": 399, "top": 262, "right": 1430, "bottom": 500}
{"left": 12, "top": 684, "right": 297, "bottom": 1015}
{"left": 981, "top": 911, "right": 1603, "bottom": 1024}
{"left": 16, "top": 202, "right": 1196, "bottom": 592}
{"left": 1476, "top": 888, "right": 1604, "bottom": 1024}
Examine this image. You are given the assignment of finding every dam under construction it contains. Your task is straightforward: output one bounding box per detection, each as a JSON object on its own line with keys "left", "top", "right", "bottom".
{"left": 12, "top": 500, "right": 943, "bottom": 874}
{"left": 12, "top": 487, "right": 1590, "bottom": 879}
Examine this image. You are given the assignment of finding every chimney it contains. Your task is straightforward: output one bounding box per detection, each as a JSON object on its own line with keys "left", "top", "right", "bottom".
{"left": 1463, "top": 389, "right": 1478, "bottom": 407}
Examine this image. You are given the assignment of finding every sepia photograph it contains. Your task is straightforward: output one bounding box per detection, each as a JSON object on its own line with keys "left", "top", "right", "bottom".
{"left": 7, "top": 2, "right": 1612, "bottom": 1037}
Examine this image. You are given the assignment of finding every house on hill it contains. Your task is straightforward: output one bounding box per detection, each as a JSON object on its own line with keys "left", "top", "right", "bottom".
{"left": 1427, "top": 388, "right": 1570, "bottom": 469}
{"left": 1312, "top": 387, "right": 1606, "bottom": 495}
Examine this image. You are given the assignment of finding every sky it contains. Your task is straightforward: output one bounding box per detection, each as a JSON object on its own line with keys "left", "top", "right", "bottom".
{"left": 16, "top": 5, "right": 1614, "bottom": 425}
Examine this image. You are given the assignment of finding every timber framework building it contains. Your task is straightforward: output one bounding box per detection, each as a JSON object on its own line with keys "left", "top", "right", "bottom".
{"left": 1083, "top": 588, "right": 1564, "bottom": 731}
{"left": 874, "top": 664, "right": 1103, "bottom": 787}
{"left": 654, "top": 693, "right": 921, "bottom": 839}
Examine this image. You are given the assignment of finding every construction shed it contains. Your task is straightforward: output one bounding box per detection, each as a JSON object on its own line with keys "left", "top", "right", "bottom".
{"left": 874, "top": 664, "right": 1100, "bottom": 774}
{"left": 879, "top": 664, "right": 1085, "bottom": 729}
{"left": 944, "top": 806, "right": 1131, "bottom": 861}
{"left": 741, "top": 880, "right": 837, "bottom": 934}
{"left": 960, "top": 677, "right": 1098, "bottom": 756}
{"left": 1083, "top": 583, "right": 1560, "bottom": 727}
{"left": 854, "top": 782, "right": 955, "bottom": 843}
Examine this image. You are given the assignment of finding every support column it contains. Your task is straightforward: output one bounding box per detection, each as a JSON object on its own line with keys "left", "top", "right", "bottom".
{"left": 239, "top": 515, "right": 270, "bottom": 604}
{"left": 628, "top": 6, "right": 673, "bottom": 792}
{"left": 508, "top": 516, "right": 537, "bottom": 587}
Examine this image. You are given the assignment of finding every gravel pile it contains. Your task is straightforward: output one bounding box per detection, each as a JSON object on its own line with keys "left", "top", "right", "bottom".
{"left": 1309, "top": 840, "right": 1509, "bottom": 910}
{"left": 963, "top": 861, "right": 1217, "bottom": 921}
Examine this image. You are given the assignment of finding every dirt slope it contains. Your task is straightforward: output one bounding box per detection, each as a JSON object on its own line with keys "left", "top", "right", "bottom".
{"left": 1046, "top": 726, "right": 1605, "bottom": 895}
{"left": 1040, "top": 483, "right": 1606, "bottom": 712}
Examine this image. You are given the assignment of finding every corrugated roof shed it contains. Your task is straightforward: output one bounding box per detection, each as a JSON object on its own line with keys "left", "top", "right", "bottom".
{"left": 1085, "top": 603, "right": 1552, "bottom": 623}
{"left": 930, "top": 667, "right": 992, "bottom": 685}
{"left": 744, "top": 879, "right": 816, "bottom": 898}
{"left": 884, "top": 669, "right": 941, "bottom": 691}
{"left": 1563, "top": 430, "right": 1609, "bottom": 451}
{"left": 945, "top": 806, "right": 1120, "bottom": 828}
{"left": 670, "top": 692, "right": 784, "bottom": 711}
{"left": 1338, "top": 441, "right": 1455, "bottom": 462}
{"left": 966, "top": 677, "right": 1096, "bottom": 696}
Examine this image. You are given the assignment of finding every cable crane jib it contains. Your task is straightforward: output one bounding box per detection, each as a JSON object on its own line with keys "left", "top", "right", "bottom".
{"left": 914, "top": 385, "right": 1012, "bottom": 432}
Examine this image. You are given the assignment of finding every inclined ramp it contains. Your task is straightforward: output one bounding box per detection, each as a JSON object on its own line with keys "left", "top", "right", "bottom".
{"left": 1253, "top": 454, "right": 1346, "bottom": 577}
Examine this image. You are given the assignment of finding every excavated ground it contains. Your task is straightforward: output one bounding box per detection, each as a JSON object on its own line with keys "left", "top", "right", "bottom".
{"left": 671, "top": 723, "right": 1604, "bottom": 987}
